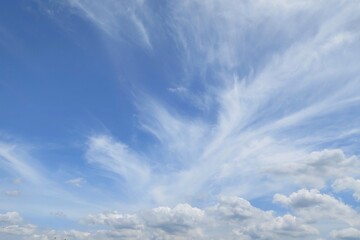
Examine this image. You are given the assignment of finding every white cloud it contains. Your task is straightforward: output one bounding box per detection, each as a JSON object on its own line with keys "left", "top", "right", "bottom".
{"left": 232, "top": 214, "right": 319, "bottom": 239}
{"left": 66, "top": 177, "right": 86, "bottom": 187}
{"left": 2, "top": 190, "right": 360, "bottom": 239}
{"left": 210, "top": 196, "right": 318, "bottom": 239}
{"left": 273, "top": 189, "right": 360, "bottom": 226}
{"left": 168, "top": 87, "right": 188, "bottom": 94}
{"left": 54, "top": 0, "right": 360, "bottom": 208}
{"left": 54, "top": 230, "right": 91, "bottom": 239}
{"left": 66, "top": 0, "right": 152, "bottom": 47}
{"left": 144, "top": 204, "right": 204, "bottom": 236}
{"left": 86, "top": 135, "right": 150, "bottom": 188}
{"left": 84, "top": 211, "right": 143, "bottom": 230}
{"left": 266, "top": 149, "right": 360, "bottom": 188}
{"left": 13, "top": 0, "right": 360, "bottom": 238}
{"left": 330, "top": 227, "right": 360, "bottom": 240}
{"left": 94, "top": 228, "right": 143, "bottom": 240}
{"left": 0, "top": 212, "right": 23, "bottom": 224}
{"left": 0, "top": 143, "right": 42, "bottom": 184}
{"left": 0, "top": 211, "right": 90, "bottom": 240}
{"left": 80, "top": 204, "right": 205, "bottom": 240}
{"left": 81, "top": 195, "right": 320, "bottom": 239}
{"left": 131, "top": 0, "right": 360, "bottom": 201}
{"left": 210, "top": 196, "right": 273, "bottom": 221}
{"left": 332, "top": 177, "right": 360, "bottom": 201}
{"left": 0, "top": 224, "right": 37, "bottom": 236}
{"left": 0, "top": 139, "right": 108, "bottom": 219}
{"left": 30, "top": 229, "right": 91, "bottom": 240}
{"left": 258, "top": 214, "right": 319, "bottom": 238}
{"left": 321, "top": 32, "right": 355, "bottom": 54}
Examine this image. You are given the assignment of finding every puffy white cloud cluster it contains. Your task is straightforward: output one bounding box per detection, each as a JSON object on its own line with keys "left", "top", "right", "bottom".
{"left": 0, "top": 224, "right": 37, "bottom": 236}
{"left": 82, "top": 203, "right": 205, "bottom": 240}
{"left": 85, "top": 191, "right": 359, "bottom": 240}
{"left": 332, "top": 177, "right": 360, "bottom": 201}
{"left": 143, "top": 204, "right": 204, "bottom": 235}
{"left": 209, "top": 196, "right": 318, "bottom": 239}
{"left": 266, "top": 149, "right": 360, "bottom": 188}
{"left": 2, "top": 188, "right": 360, "bottom": 240}
{"left": 274, "top": 189, "right": 360, "bottom": 226}
{"left": 0, "top": 212, "right": 23, "bottom": 224}
{"left": 0, "top": 212, "right": 36, "bottom": 239}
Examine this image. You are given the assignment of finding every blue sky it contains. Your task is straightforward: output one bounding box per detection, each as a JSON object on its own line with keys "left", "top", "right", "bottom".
{"left": 1, "top": 1, "right": 360, "bottom": 239}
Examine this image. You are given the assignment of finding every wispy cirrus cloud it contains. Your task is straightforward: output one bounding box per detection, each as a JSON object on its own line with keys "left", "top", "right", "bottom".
{"left": 0, "top": 143, "right": 43, "bottom": 184}
{"left": 3, "top": 0, "right": 360, "bottom": 239}
{"left": 0, "top": 138, "right": 106, "bottom": 218}
{"left": 66, "top": 0, "right": 153, "bottom": 48}
{"left": 75, "top": 0, "right": 360, "bottom": 206}
{"left": 86, "top": 135, "right": 150, "bottom": 188}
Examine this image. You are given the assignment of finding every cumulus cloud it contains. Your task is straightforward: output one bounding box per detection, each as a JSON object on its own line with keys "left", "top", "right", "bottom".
{"left": 84, "top": 211, "right": 143, "bottom": 230}
{"left": 0, "top": 212, "right": 36, "bottom": 239}
{"left": 2, "top": 189, "right": 360, "bottom": 240}
{"left": 332, "top": 177, "right": 360, "bottom": 201}
{"left": 143, "top": 203, "right": 204, "bottom": 237}
{"left": 0, "top": 212, "right": 23, "bottom": 224}
{"left": 0, "top": 224, "right": 37, "bottom": 236}
{"left": 210, "top": 196, "right": 318, "bottom": 239}
{"left": 210, "top": 196, "right": 273, "bottom": 221}
{"left": 94, "top": 228, "right": 143, "bottom": 240}
{"left": 82, "top": 204, "right": 204, "bottom": 239}
{"left": 0, "top": 211, "right": 90, "bottom": 240}
{"left": 78, "top": 195, "right": 321, "bottom": 239}
{"left": 273, "top": 189, "right": 360, "bottom": 226}
{"left": 30, "top": 229, "right": 91, "bottom": 240}
{"left": 256, "top": 214, "right": 319, "bottom": 238}
{"left": 267, "top": 149, "right": 360, "bottom": 188}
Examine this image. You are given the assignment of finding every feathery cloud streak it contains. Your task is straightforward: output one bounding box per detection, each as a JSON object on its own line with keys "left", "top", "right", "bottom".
{"left": 1, "top": 0, "right": 360, "bottom": 239}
